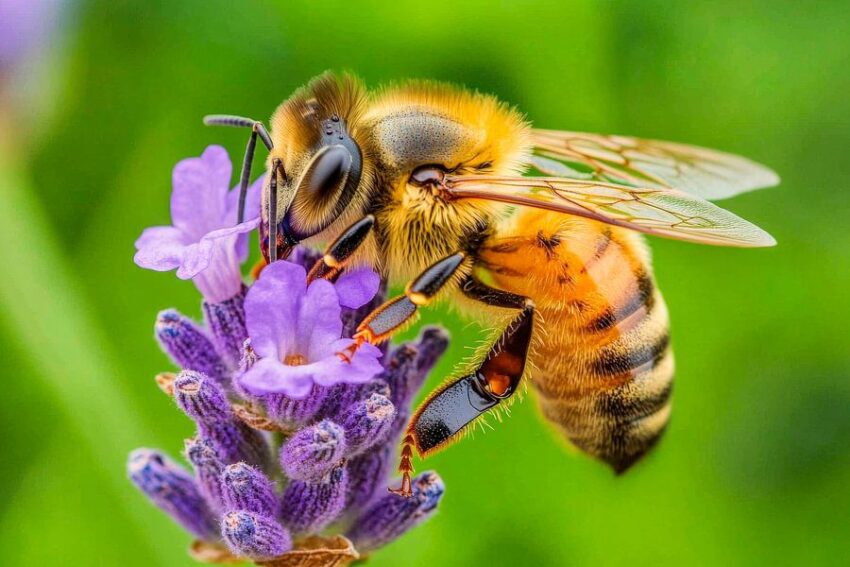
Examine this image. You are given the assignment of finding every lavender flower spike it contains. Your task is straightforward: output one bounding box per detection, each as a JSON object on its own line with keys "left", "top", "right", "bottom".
{"left": 338, "top": 393, "right": 396, "bottom": 457}
{"left": 156, "top": 309, "right": 228, "bottom": 385}
{"left": 348, "top": 471, "right": 445, "bottom": 553}
{"left": 280, "top": 419, "right": 346, "bottom": 481}
{"left": 222, "top": 511, "right": 292, "bottom": 560}
{"left": 221, "top": 462, "right": 279, "bottom": 517}
{"left": 128, "top": 449, "right": 219, "bottom": 541}
{"left": 281, "top": 465, "right": 348, "bottom": 535}
{"left": 238, "top": 261, "right": 383, "bottom": 398}
{"left": 174, "top": 371, "right": 270, "bottom": 467}
{"left": 346, "top": 446, "right": 392, "bottom": 512}
{"left": 184, "top": 437, "right": 226, "bottom": 514}
{"left": 134, "top": 145, "right": 263, "bottom": 303}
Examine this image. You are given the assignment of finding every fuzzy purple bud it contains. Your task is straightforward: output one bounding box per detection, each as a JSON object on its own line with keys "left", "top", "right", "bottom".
{"left": 221, "top": 463, "right": 278, "bottom": 517}
{"left": 184, "top": 437, "right": 226, "bottom": 513}
{"left": 280, "top": 465, "right": 348, "bottom": 535}
{"left": 346, "top": 446, "right": 392, "bottom": 512}
{"left": 280, "top": 420, "right": 346, "bottom": 481}
{"left": 128, "top": 449, "right": 219, "bottom": 540}
{"left": 175, "top": 371, "right": 270, "bottom": 467}
{"left": 155, "top": 310, "right": 228, "bottom": 385}
{"left": 320, "top": 377, "right": 391, "bottom": 421}
{"left": 203, "top": 286, "right": 248, "bottom": 367}
{"left": 174, "top": 370, "right": 231, "bottom": 423}
{"left": 221, "top": 511, "right": 292, "bottom": 560}
{"left": 338, "top": 394, "right": 396, "bottom": 457}
{"left": 264, "top": 385, "right": 329, "bottom": 427}
{"left": 348, "top": 471, "right": 445, "bottom": 552}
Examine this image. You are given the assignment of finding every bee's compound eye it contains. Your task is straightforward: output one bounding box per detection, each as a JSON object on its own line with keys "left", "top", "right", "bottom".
{"left": 302, "top": 145, "right": 352, "bottom": 197}
{"left": 409, "top": 165, "right": 446, "bottom": 187}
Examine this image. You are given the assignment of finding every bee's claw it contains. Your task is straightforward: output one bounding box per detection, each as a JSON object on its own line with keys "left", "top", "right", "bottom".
{"left": 388, "top": 473, "right": 413, "bottom": 498}
{"left": 335, "top": 335, "right": 366, "bottom": 364}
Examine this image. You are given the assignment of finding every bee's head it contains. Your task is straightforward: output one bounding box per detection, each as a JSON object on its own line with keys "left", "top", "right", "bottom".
{"left": 262, "top": 73, "right": 372, "bottom": 262}
{"left": 367, "top": 81, "right": 530, "bottom": 215}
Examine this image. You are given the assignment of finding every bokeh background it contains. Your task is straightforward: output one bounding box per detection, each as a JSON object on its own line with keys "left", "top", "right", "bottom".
{"left": 1, "top": 1, "right": 849, "bottom": 565}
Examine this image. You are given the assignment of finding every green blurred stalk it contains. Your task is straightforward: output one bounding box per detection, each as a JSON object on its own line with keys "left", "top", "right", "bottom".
{"left": 0, "top": 157, "right": 176, "bottom": 564}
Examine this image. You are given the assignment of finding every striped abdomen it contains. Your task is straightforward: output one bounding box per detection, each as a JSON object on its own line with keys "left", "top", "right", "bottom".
{"left": 479, "top": 210, "right": 674, "bottom": 473}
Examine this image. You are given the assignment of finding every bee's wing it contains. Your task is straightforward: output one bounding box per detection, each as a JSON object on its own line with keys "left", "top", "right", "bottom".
{"left": 530, "top": 129, "right": 779, "bottom": 201}
{"left": 444, "top": 175, "right": 776, "bottom": 247}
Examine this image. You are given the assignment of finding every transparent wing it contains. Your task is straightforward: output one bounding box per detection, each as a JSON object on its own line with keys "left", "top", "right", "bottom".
{"left": 444, "top": 175, "right": 776, "bottom": 247}
{"left": 530, "top": 129, "right": 779, "bottom": 201}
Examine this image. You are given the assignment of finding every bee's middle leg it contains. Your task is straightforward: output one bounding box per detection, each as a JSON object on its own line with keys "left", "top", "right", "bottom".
{"left": 390, "top": 277, "right": 535, "bottom": 496}
{"left": 336, "top": 251, "right": 468, "bottom": 361}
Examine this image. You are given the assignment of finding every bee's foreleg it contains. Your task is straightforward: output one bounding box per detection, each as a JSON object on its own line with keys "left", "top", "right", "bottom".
{"left": 390, "top": 278, "right": 534, "bottom": 496}
{"left": 203, "top": 115, "right": 273, "bottom": 224}
{"left": 337, "top": 253, "right": 467, "bottom": 364}
{"left": 306, "top": 215, "right": 375, "bottom": 283}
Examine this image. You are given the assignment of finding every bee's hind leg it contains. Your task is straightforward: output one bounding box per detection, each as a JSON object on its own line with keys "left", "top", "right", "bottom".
{"left": 391, "top": 278, "right": 534, "bottom": 496}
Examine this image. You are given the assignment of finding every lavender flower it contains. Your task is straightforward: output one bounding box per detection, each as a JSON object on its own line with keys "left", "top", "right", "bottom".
{"left": 238, "top": 260, "right": 383, "bottom": 398}
{"left": 280, "top": 465, "right": 348, "bottom": 535}
{"left": 184, "top": 437, "right": 226, "bottom": 514}
{"left": 134, "top": 146, "right": 262, "bottom": 303}
{"left": 221, "top": 463, "right": 279, "bottom": 518}
{"left": 174, "top": 370, "right": 269, "bottom": 467}
{"left": 348, "top": 472, "right": 446, "bottom": 553}
{"left": 338, "top": 393, "right": 396, "bottom": 457}
{"left": 128, "top": 449, "right": 219, "bottom": 541}
{"left": 279, "top": 419, "right": 347, "bottom": 481}
{"left": 130, "top": 147, "right": 451, "bottom": 564}
{"left": 156, "top": 309, "right": 228, "bottom": 386}
{"left": 222, "top": 511, "right": 292, "bottom": 560}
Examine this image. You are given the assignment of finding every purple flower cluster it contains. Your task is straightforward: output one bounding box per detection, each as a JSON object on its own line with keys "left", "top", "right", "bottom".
{"left": 129, "top": 147, "right": 448, "bottom": 564}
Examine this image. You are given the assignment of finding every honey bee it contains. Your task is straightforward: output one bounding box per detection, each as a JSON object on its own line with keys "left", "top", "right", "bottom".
{"left": 206, "top": 72, "right": 777, "bottom": 496}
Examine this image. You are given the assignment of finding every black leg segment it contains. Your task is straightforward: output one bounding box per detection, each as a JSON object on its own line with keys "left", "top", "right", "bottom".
{"left": 307, "top": 215, "right": 375, "bottom": 283}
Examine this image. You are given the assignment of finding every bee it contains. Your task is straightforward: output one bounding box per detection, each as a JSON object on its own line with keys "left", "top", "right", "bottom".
{"left": 206, "top": 72, "right": 777, "bottom": 496}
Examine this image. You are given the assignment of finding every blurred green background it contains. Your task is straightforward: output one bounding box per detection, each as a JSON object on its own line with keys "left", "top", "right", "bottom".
{"left": 1, "top": 1, "right": 849, "bottom": 565}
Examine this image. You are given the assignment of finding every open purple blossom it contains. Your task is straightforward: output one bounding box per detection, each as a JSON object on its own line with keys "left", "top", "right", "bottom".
{"left": 134, "top": 145, "right": 262, "bottom": 303}
{"left": 238, "top": 260, "right": 383, "bottom": 398}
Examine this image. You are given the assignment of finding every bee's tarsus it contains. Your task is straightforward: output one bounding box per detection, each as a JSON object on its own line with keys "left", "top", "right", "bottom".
{"left": 307, "top": 215, "right": 376, "bottom": 283}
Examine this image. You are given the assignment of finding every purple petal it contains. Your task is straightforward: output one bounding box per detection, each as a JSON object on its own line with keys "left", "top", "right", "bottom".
{"left": 334, "top": 268, "right": 381, "bottom": 309}
{"left": 228, "top": 175, "right": 265, "bottom": 262}
{"left": 134, "top": 226, "right": 187, "bottom": 271}
{"left": 310, "top": 341, "right": 384, "bottom": 388}
{"left": 245, "top": 261, "right": 306, "bottom": 359}
{"left": 298, "top": 279, "right": 343, "bottom": 360}
{"left": 170, "top": 145, "right": 232, "bottom": 240}
{"left": 239, "top": 358, "right": 315, "bottom": 398}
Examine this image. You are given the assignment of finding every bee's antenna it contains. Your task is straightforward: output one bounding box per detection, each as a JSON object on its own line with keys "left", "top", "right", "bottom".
{"left": 268, "top": 158, "right": 282, "bottom": 263}
{"left": 203, "top": 114, "right": 276, "bottom": 224}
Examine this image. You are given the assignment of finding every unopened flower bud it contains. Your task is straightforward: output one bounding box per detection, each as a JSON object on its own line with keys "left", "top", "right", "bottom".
{"left": 175, "top": 371, "right": 270, "bottom": 467}
{"left": 156, "top": 310, "right": 228, "bottom": 385}
{"left": 338, "top": 394, "right": 396, "bottom": 457}
{"left": 280, "top": 465, "right": 348, "bottom": 535}
{"left": 279, "top": 420, "right": 346, "bottom": 481}
{"left": 203, "top": 286, "right": 248, "bottom": 367}
{"left": 174, "top": 370, "right": 231, "bottom": 423}
{"left": 128, "top": 449, "right": 218, "bottom": 540}
{"left": 346, "top": 446, "right": 391, "bottom": 511}
{"left": 221, "top": 510, "right": 292, "bottom": 560}
{"left": 184, "top": 437, "right": 226, "bottom": 513}
{"left": 348, "top": 471, "right": 445, "bottom": 552}
{"left": 376, "top": 343, "right": 419, "bottom": 410}
{"left": 221, "top": 463, "right": 278, "bottom": 517}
